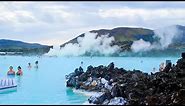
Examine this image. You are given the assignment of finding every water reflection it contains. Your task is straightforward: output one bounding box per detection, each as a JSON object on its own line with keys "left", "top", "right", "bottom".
{"left": 66, "top": 88, "right": 74, "bottom": 97}
{"left": 65, "top": 88, "right": 87, "bottom": 104}
{"left": 7, "top": 75, "right": 15, "bottom": 79}
{"left": 16, "top": 76, "right": 22, "bottom": 88}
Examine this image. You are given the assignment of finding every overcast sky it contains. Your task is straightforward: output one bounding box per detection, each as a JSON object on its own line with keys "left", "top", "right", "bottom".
{"left": 0, "top": 1, "right": 185, "bottom": 45}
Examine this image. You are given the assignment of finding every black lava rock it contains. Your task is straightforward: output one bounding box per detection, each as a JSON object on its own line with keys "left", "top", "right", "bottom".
{"left": 107, "top": 62, "right": 114, "bottom": 71}
{"left": 181, "top": 52, "right": 185, "bottom": 59}
{"left": 65, "top": 52, "right": 185, "bottom": 105}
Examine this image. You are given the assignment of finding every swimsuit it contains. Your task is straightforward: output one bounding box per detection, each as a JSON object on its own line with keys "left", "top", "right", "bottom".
{"left": 7, "top": 72, "right": 15, "bottom": 76}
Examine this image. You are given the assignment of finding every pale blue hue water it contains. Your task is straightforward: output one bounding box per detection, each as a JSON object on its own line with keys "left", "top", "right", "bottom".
{"left": 0, "top": 56, "right": 180, "bottom": 104}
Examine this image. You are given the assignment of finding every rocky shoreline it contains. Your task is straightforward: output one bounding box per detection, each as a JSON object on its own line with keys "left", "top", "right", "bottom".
{"left": 65, "top": 53, "right": 185, "bottom": 105}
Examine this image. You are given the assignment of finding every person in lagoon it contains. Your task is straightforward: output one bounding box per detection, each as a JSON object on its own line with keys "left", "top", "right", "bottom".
{"left": 159, "top": 62, "right": 165, "bottom": 72}
{"left": 80, "top": 61, "right": 83, "bottom": 67}
{"left": 153, "top": 67, "right": 156, "bottom": 73}
{"left": 16, "top": 66, "right": 23, "bottom": 76}
{"left": 28, "top": 63, "right": 32, "bottom": 69}
{"left": 35, "top": 61, "right": 38, "bottom": 68}
{"left": 7, "top": 66, "right": 15, "bottom": 75}
{"left": 79, "top": 61, "right": 84, "bottom": 71}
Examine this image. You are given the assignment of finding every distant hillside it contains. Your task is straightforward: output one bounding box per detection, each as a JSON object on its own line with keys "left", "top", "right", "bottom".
{"left": 61, "top": 27, "right": 155, "bottom": 51}
{"left": 60, "top": 25, "right": 185, "bottom": 56}
{"left": 0, "top": 39, "right": 53, "bottom": 55}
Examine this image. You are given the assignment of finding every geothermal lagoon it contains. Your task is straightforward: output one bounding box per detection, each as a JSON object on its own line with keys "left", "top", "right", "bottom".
{"left": 0, "top": 55, "right": 180, "bottom": 104}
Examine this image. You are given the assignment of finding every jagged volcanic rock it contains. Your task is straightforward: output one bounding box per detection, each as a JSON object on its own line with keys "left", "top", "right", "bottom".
{"left": 65, "top": 52, "right": 185, "bottom": 105}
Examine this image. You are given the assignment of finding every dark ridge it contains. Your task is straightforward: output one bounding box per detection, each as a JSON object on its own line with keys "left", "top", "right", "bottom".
{"left": 0, "top": 39, "right": 53, "bottom": 56}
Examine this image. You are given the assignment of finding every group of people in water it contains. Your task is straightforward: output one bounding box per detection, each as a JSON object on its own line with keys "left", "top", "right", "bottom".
{"left": 7, "top": 66, "right": 23, "bottom": 76}
{"left": 152, "top": 60, "right": 174, "bottom": 73}
{"left": 28, "top": 61, "right": 38, "bottom": 69}
{"left": 7, "top": 61, "right": 39, "bottom": 76}
{"left": 150, "top": 60, "right": 174, "bottom": 74}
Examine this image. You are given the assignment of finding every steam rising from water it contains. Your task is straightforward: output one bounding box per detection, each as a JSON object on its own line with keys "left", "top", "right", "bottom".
{"left": 47, "top": 32, "right": 120, "bottom": 56}
{"left": 46, "top": 25, "right": 183, "bottom": 56}
{"left": 45, "top": 45, "right": 61, "bottom": 56}
{"left": 131, "top": 25, "right": 182, "bottom": 52}
{"left": 131, "top": 39, "right": 152, "bottom": 52}
{"left": 155, "top": 25, "right": 181, "bottom": 48}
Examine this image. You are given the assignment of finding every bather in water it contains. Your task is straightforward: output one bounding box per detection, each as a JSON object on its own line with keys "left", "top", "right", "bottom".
{"left": 28, "top": 63, "right": 32, "bottom": 69}
{"left": 7, "top": 66, "right": 15, "bottom": 76}
{"left": 35, "top": 61, "right": 39, "bottom": 69}
{"left": 16, "top": 66, "right": 23, "bottom": 76}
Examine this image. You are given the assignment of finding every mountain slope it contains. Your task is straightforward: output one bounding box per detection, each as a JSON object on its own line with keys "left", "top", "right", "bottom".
{"left": 60, "top": 27, "right": 155, "bottom": 51}
{"left": 60, "top": 25, "right": 185, "bottom": 56}
{"left": 0, "top": 39, "right": 53, "bottom": 55}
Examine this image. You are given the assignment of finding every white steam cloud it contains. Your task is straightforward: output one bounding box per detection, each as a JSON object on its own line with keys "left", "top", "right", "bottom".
{"left": 47, "top": 25, "right": 183, "bottom": 55}
{"left": 45, "top": 45, "right": 61, "bottom": 56}
{"left": 131, "top": 25, "right": 182, "bottom": 52}
{"left": 131, "top": 39, "right": 152, "bottom": 52}
{"left": 58, "top": 32, "right": 120, "bottom": 56}
{"left": 154, "top": 25, "right": 182, "bottom": 48}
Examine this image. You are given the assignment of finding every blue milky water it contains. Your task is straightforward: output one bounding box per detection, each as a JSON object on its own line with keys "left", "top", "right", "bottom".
{"left": 0, "top": 56, "right": 180, "bottom": 104}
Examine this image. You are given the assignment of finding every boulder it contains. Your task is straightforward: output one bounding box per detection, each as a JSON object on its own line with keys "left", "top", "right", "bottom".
{"left": 181, "top": 52, "right": 185, "bottom": 59}
{"left": 163, "top": 63, "right": 172, "bottom": 72}
{"left": 173, "top": 89, "right": 185, "bottom": 104}
{"left": 74, "top": 67, "right": 84, "bottom": 76}
{"left": 78, "top": 73, "right": 88, "bottom": 81}
{"left": 86, "top": 65, "right": 93, "bottom": 75}
{"left": 84, "top": 81, "right": 91, "bottom": 87}
{"left": 102, "top": 99, "right": 110, "bottom": 105}
{"left": 146, "top": 96, "right": 159, "bottom": 105}
{"left": 91, "top": 80, "right": 98, "bottom": 87}
{"left": 65, "top": 72, "right": 75, "bottom": 80}
{"left": 88, "top": 95, "right": 99, "bottom": 104}
{"left": 132, "top": 73, "right": 139, "bottom": 81}
{"left": 87, "top": 77, "right": 93, "bottom": 82}
{"left": 66, "top": 77, "right": 77, "bottom": 87}
{"left": 107, "top": 62, "right": 114, "bottom": 71}
{"left": 88, "top": 93, "right": 107, "bottom": 104}
{"left": 79, "top": 66, "right": 84, "bottom": 73}
{"left": 108, "top": 97, "right": 127, "bottom": 105}
{"left": 176, "top": 58, "right": 185, "bottom": 69}
{"left": 111, "top": 84, "right": 121, "bottom": 97}
{"left": 104, "top": 82, "right": 113, "bottom": 91}
{"left": 104, "top": 75, "right": 111, "bottom": 81}
{"left": 104, "top": 90, "right": 112, "bottom": 100}
{"left": 101, "top": 78, "right": 108, "bottom": 85}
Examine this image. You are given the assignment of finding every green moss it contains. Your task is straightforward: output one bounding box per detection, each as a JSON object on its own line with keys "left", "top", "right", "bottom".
{"left": 114, "top": 35, "right": 135, "bottom": 42}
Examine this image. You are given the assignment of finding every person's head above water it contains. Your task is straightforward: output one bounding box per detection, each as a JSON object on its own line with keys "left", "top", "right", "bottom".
{"left": 35, "top": 61, "right": 38, "bottom": 64}
{"left": 28, "top": 63, "right": 31, "bottom": 66}
{"left": 9, "top": 66, "right": 13, "bottom": 70}
{"left": 18, "top": 66, "right": 21, "bottom": 70}
{"left": 7, "top": 66, "right": 15, "bottom": 75}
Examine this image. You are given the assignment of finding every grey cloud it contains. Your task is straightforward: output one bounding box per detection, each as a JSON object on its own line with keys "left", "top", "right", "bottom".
{"left": 0, "top": 2, "right": 185, "bottom": 45}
